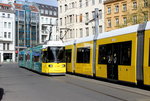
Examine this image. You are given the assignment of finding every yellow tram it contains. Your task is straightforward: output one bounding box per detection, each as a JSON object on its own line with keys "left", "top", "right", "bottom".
{"left": 65, "top": 21, "right": 150, "bottom": 86}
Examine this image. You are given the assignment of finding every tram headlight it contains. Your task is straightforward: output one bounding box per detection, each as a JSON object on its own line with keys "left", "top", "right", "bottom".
{"left": 49, "top": 65, "right": 53, "bottom": 67}
{"left": 62, "top": 64, "right": 66, "bottom": 67}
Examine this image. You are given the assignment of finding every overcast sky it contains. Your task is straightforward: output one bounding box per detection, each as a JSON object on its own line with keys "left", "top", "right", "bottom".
{"left": 16, "top": 0, "right": 58, "bottom": 6}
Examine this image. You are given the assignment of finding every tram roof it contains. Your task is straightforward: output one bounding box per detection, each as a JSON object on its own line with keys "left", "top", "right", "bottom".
{"left": 97, "top": 24, "right": 139, "bottom": 40}
{"left": 42, "top": 41, "right": 64, "bottom": 48}
{"left": 65, "top": 40, "right": 75, "bottom": 46}
{"left": 75, "top": 35, "right": 95, "bottom": 44}
{"left": 146, "top": 21, "right": 150, "bottom": 30}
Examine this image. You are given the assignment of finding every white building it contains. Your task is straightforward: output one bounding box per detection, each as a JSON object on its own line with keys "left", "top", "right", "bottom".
{"left": 37, "top": 3, "right": 59, "bottom": 43}
{"left": 0, "top": 3, "right": 15, "bottom": 62}
{"left": 58, "top": 0, "right": 104, "bottom": 42}
{"left": 0, "top": 0, "right": 15, "bottom": 4}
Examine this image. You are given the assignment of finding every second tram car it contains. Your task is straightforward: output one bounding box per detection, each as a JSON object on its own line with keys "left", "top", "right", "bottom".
{"left": 65, "top": 21, "right": 150, "bottom": 87}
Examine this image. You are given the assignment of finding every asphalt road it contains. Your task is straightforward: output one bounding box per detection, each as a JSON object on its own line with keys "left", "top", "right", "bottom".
{"left": 0, "top": 63, "right": 150, "bottom": 101}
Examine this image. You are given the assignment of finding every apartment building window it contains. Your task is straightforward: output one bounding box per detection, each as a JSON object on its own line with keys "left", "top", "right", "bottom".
{"left": 4, "top": 22, "right": 7, "bottom": 28}
{"left": 54, "top": 11, "right": 57, "bottom": 16}
{"left": 60, "top": 18, "right": 62, "bottom": 26}
{"left": 92, "top": 11, "right": 95, "bottom": 19}
{"left": 86, "top": 27, "right": 89, "bottom": 36}
{"left": 92, "top": 26, "right": 95, "bottom": 35}
{"left": 46, "top": 18, "right": 48, "bottom": 23}
{"left": 107, "top": 7, "right": 111, "bottom": 14}
{"left": 7, "top": 43, "right": 9, "bottom": 50}
{"left": 108, "top": 19, "right": 111, "bottom": 27}
{"left": 72, "top": 29, "right": 75, "bottom": 38}
{"left": 144, "top": 0, "right": 148, "bottom": 7}
{"left": 122, "top": 4, "right": 127, "bottom": 11}
{"left": 99, "top": 10, "right": 102, "bottom": 19}
{"left": 3, "top": 43, "right": 5, "bottom": 50}
{"left": 8, "top": 22, "right": 11, "bottom": 28}
{"left": 8, "top": 32, "right": 11, "bottom": 38}
{"left": 72, "top": 2, "right": 75, "bottom": 8}
{"left": 76, "top": 29, "right": 78, "bottom": 38}
{"left": 65, "top": 17, "right": 67, "bottom": 25}
{"left": 144, "top": 12, "right": 148, "bottom": 21}
{"left": 70, "top": 15, "right": 72, "bottom": 23}
{"left": 85, "top": 13, "right": 89, "bottom": 21}
{"left": 4, "top": 32, "right": 7, "bottom": 38}
{"left": 45, "top": 10, "right": 48, "bottom": 14}
{"left": 65, "top": 4, "right": 68, "bottom": 11}
{"left": 49, "top": 10, "right": 52, "bottom": 15}
{"left": 133, "top": 1, "right": 137, "bottom": 9}
{"left": 41, "top": 9, "right": 44, "bottom": 14}
{"left": 92, "top": 0, "right": 95, "bottom": 5}
{"left": 99, "top": 0, "right": 102, "bottom": 3}
{"left": 133, "top": 15, "right": 137, "bottom": 24}
{"left": 80, "top": 28, "right": 83, "bottom": 38}
{"left": 99, "top": 26, "right": 102, "bottom": 33}
{"left": 41, "top": 17, "right": 44, "bottom": 23}
{"left": 70, "top": 29, "right": 72, "bottom": 38}
{"left": 115, "top": 5, "right": 119, "bottom": 13}
{"left": 50, "top": 19, "right": 52, "bottom": 24}
{"left": 76, "top": 15, "right": 78, "bottom": 22}
{"left": 86, "top": 0, "right": 88, "bottom": 7}
{"left": 8, "top": 14, "right": 10, "bottom": 18}
{"left": 79, "top": 0, "right": 82, "bottom": 8}
{"left": 115, "top": 18, "right": 119, "bottom": 26}
{"left": 60, "top": 6, "right": 62, "bottom": 13}
{"left": 80, "top": 14, "right": 82, "bottom": 22}
{"left": 2, "top": 13, "right": 5, "bottom": 17}
{"left": 123, "top": 17, "right": 127, "bottom": 25}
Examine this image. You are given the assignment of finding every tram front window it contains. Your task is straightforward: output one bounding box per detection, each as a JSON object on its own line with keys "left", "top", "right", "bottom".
{"left": 43, "top": 47, "right": 65, "bottom": 63}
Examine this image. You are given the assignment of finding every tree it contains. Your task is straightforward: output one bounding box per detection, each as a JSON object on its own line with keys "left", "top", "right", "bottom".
{"left": 117, "top": 0, "right": 150, "bottom": 28}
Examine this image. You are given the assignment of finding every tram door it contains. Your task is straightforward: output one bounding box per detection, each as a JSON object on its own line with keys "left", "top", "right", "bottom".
{"left": 107, "top": 44, "right": 119, "bottom": 80}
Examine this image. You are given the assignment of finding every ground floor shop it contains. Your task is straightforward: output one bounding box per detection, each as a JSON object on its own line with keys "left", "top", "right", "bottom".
{"left": 0, "top": 51, "right": 15, "bottom": 63}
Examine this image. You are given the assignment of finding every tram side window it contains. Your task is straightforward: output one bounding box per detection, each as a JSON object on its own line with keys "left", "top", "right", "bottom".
{"left": 26, "top": 54, "right": 30, "bottom": 61}
{"left": 119, "top": 41, "right": 131, "bottom": 65}
{"left": 98, "top": 45, "right": 107, "bottom": 64}
{"left": 19, "top": 55, "right": 23, "bottom": 61}
{"left": 42, "top": 51, "right": 47, "bottom": 63}
{"left": 98, "top": 41, "right": 131, "bottom": 65}
{"left": 98, "top": 44, "right": 112, "bottom": 64}
{"left": 66, "top": 49, "right": 72, "bottom": 63}
{"left": 77, "top": 47, "right": 90, "bottom": 63}
{"left": 34, "top": 56, "right": 40, "bottom": 62}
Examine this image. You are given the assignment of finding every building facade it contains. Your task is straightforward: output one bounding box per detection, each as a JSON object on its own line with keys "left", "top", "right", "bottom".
{"left": 0, "top": 3, "right": 15, "bottom": 62}
{"left": 0, "top": 0, "right": 15, "bottom": 4}
{"left": 58, "top": 0, "right": 104, "bottom": 42}
{"left": 37, "top": 3, "right": 59, "bottom": 43}
{"left": 104, "top": 0, "right": 150, "bottom": 32}
{"left": 14, "top": 2, "right": 39, "bottom": 61}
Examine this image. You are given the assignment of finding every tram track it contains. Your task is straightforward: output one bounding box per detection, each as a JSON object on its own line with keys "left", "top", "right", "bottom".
{"left": 66, "top": 75, "right": 150, "bottom": 98}
{"left": 53, "top": 77, "right": 127, "bottom": 101}
{"left": 52, "top": 75, "right": 150, "bottom": 101}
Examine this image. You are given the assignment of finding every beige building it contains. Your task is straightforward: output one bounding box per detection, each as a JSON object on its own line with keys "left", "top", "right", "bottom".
{"left": 58, "top": 0, "right": 105, "bottom": 42}
{"left": 104, "top": 0, "right": 150, "bottom": 32}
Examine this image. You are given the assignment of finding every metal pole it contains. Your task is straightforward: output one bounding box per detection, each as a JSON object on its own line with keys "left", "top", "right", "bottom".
{"left": 92, "top": 8, "right": 99, "bottom": 77}
{"left": 95, "top": 8, "right": 99, "bottom": 35}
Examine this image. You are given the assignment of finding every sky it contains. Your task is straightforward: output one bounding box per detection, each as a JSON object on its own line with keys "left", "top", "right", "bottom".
{"left": 16, "top": 0, "right": 58, "bottom": 6}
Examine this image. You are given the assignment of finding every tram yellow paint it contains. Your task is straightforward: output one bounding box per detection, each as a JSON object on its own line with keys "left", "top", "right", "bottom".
{"left": 42, "top": 63, "right": 66, "bottom": 74}
{"left": 96, "top": 33, "right": 137, "bottom": 83}
{"left": 143, "top": 29, "right": 150, "bottom": 85}
{"left": 75, "top": 41, "right": 93, "bottom": 76}
{"left": 65, "top": 45, "right": 75, "bottom": 73}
